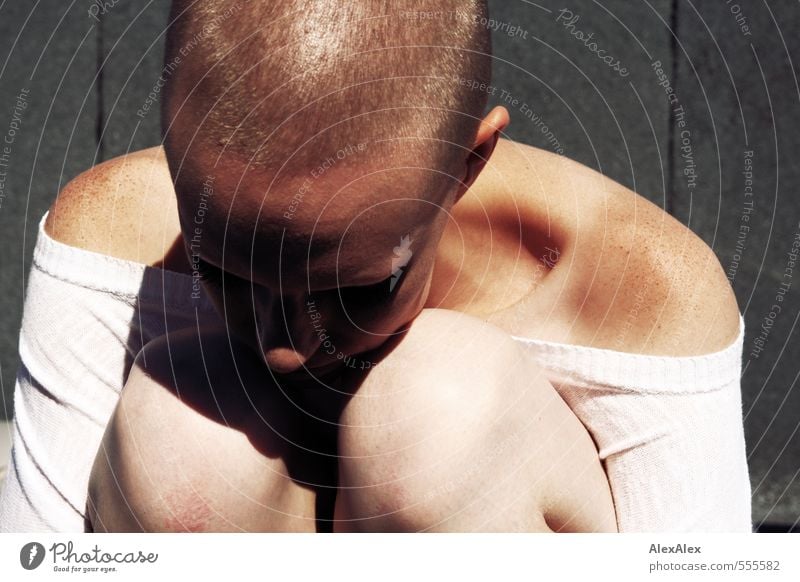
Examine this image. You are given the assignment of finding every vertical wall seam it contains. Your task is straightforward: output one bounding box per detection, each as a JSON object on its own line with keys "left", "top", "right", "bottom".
{"left": 667, "top": 0, "right": 679, "bottom": 216}
{"left": 95, "top": 14, "right": 104, "bottom": 161}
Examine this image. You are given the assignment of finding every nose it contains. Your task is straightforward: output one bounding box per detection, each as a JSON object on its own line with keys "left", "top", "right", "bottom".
{"left": 253, "top": 288, "right": 320, "bottom": 374}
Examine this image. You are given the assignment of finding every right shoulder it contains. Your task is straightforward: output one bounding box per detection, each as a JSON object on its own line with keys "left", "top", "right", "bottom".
{"left": 44, "top": 146, "right": 179, "bottom": 264}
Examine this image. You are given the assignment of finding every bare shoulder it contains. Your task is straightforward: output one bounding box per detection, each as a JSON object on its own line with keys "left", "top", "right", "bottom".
{"left": 570, "top": 171, "right": 740, "bottom": 356}
{"left": 489, "top": 138, "right": 619, "bottom": 207}
{"left": 492, "top": 139, "right": 740, "bottom": 356}
{"left": 44, "top": 146, "right": 180, "bottom": 265}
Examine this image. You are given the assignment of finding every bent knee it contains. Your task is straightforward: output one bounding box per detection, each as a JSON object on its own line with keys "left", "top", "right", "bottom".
{"left": 89, "top": 332, "right": 323, "bottom": 532}
{"left": 335, "top": 310, "right": 565, "bottom": 531}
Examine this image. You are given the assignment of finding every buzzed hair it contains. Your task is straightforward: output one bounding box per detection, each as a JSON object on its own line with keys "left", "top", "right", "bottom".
{"left": 162, "top": 0, "right": 492, "bottom": 198}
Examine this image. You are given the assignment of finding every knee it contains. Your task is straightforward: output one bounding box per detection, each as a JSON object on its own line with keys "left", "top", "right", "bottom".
{"left": 334, "top": 309, "right": 555, "bottom": 531}
{"left": 89, "top": 332, "right": 322, "bottom": 532}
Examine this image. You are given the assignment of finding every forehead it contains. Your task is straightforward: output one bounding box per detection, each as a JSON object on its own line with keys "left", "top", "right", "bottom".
{"left": 177, "top": 165, "right": 441, "bottom": 290}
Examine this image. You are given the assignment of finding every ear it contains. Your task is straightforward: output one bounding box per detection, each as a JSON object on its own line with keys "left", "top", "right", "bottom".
{"left": 455, "top": 106, "right": 510, "bottom": 202}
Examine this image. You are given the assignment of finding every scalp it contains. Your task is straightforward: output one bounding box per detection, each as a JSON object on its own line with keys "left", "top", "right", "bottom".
{"left": 162, "top": 1, "right": 492, "bottom": 202}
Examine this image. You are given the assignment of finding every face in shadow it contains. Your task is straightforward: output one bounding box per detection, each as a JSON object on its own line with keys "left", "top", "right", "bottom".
{"left": 174, "top": 150, "right": 452, "bottom": 383}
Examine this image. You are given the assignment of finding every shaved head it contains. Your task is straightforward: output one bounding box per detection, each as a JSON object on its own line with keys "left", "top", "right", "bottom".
{"left": 162, "top": 0, "right": 491, "bottom": 196}
{"left": 159, "top": 0, "right": 497, "bottom": 374}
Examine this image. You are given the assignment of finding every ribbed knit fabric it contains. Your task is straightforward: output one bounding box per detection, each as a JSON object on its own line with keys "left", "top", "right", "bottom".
{"left": 512, "top": 318, "right": 752, "bottom": 532}
{"left": 0, "top": 213, "right": 218, "bottom": 532}
{"left": 0, "top": 212, "right": 752, "bottom": 532}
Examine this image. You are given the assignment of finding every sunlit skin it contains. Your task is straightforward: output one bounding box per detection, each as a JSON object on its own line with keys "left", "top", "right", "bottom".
{"left": 51, "top": 110, "right": 739, "bottom": 533}
{"left": 87, "top": 106, "right": 621, "bottom": 533}
{"left": 36, "top": 0, "right": 743, "bottom": 534}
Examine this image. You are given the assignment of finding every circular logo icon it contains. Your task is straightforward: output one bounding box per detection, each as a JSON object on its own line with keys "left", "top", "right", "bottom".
{"left": 20, "top": 542, "right": 46, "bottom": 570}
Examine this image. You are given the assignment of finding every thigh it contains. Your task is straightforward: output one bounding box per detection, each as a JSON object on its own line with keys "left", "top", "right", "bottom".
{"left": 88, "top": 329, "right": 336, "bottom": 532}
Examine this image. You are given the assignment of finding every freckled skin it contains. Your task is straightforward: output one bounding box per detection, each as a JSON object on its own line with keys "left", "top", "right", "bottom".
{"left": 48, "top": 139, "right": 739, "bottom": 357}
{"left": 64, "top": 135, "right": 738, "bottom": 532}
{"left": 56, "top": 0, "right": 738, "bottom": 530}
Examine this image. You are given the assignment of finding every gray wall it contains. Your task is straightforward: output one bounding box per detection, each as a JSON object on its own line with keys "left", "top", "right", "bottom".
{"left": 0, "top": 0, "right": 797, "bottom": 530}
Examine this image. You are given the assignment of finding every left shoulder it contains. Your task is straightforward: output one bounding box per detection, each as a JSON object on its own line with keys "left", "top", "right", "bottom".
{"left": 481, "top": 139, "right": 740, "bottom": 356}
{"left": 571, "top": 187, "right": 741, "bottom": 357}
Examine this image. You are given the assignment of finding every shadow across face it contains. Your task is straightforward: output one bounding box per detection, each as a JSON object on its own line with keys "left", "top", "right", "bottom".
{"left": 176, "top": 157, "right": 451, "bottom": 380}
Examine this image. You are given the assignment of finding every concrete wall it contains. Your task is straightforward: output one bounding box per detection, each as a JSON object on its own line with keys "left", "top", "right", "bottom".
{"left": 0, "top": 0, "right": 797, "bottom": 530}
